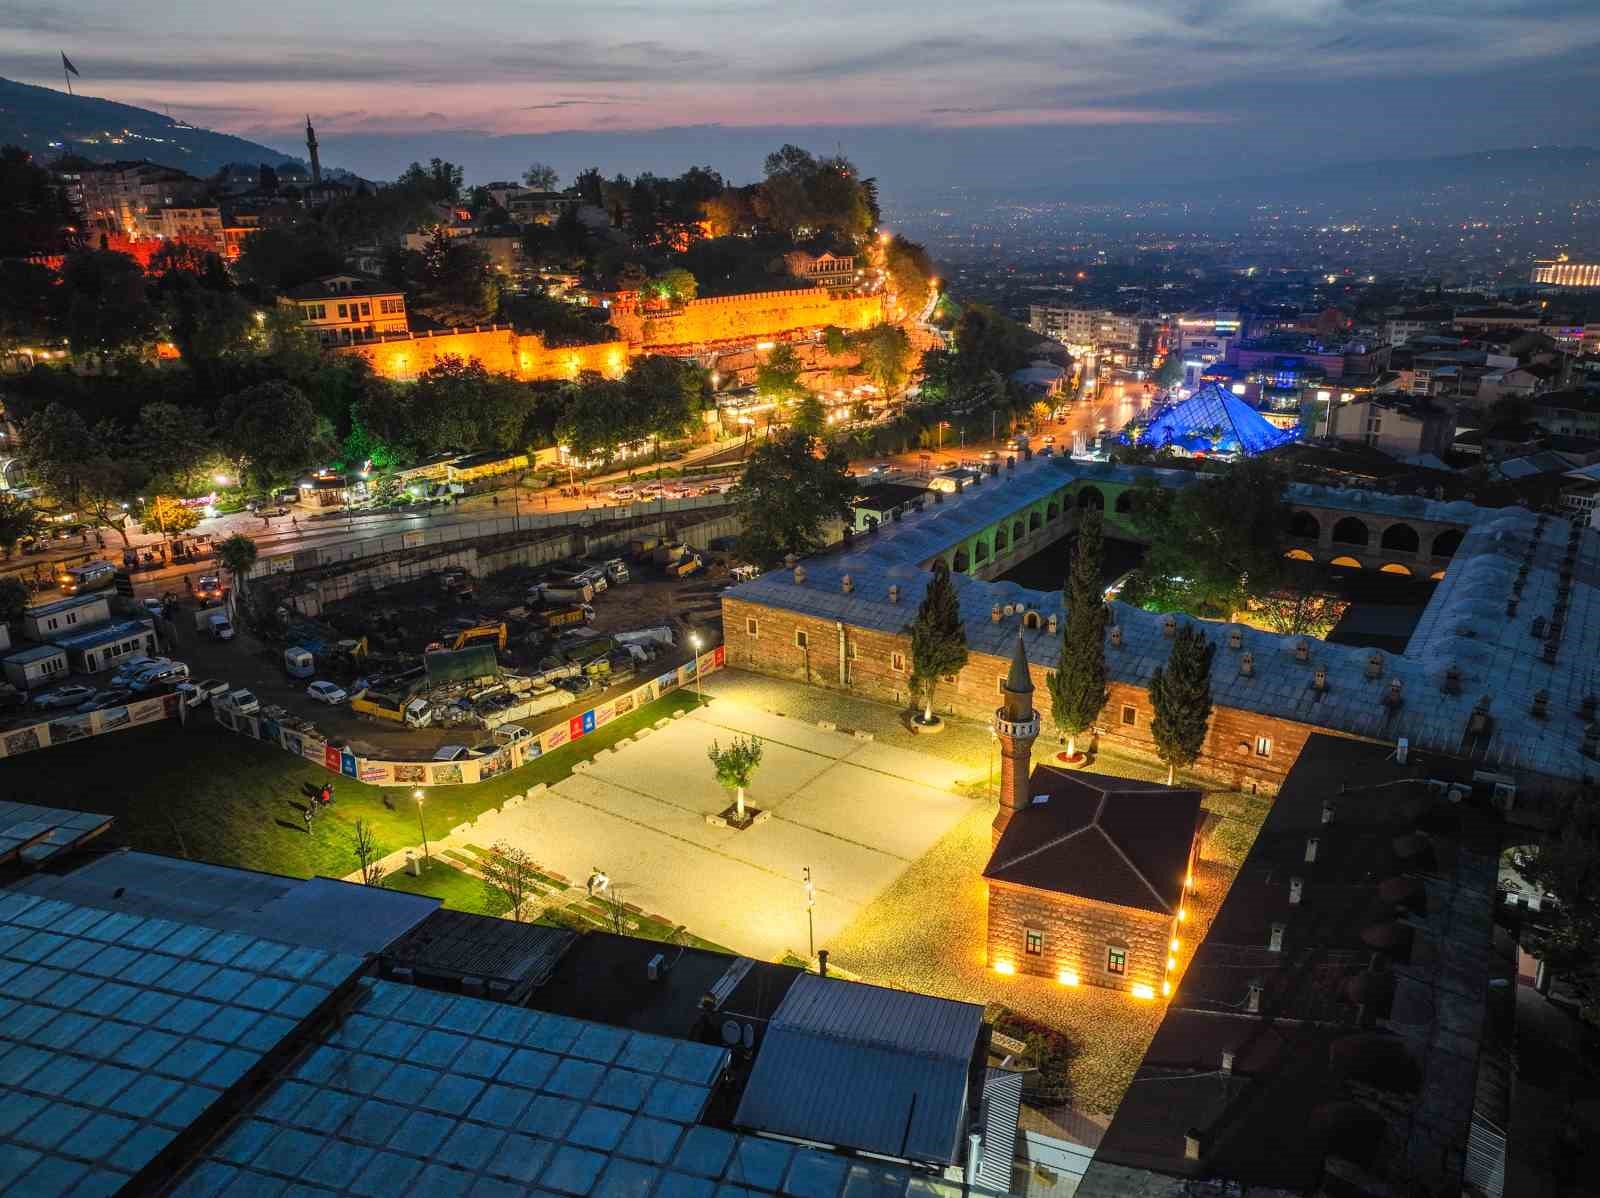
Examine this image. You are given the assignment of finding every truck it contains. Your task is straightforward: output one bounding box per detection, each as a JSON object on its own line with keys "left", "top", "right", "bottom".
{"left": 614, "top": 625, "right": 674, "bottom": 651}
{"left": 530, "top": 603, "right": 594, "bottom": 631}
{"left": 533, "top": 577, "right": 595, "bottom": 605}
{"left": 351, "top": 690, "right": 434, "bottom": 726}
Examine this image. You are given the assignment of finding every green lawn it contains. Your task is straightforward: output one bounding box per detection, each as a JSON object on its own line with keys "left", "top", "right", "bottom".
{"left": 0, "top": 689, "right": 703, "bottom": 885}
{"left": 384, "top": 858, "right": 512, "bottom": 916}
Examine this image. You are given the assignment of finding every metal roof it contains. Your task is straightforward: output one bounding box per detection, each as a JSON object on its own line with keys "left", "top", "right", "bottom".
{"left": 975, "top": 1068, "right": 1024, "bottom": 1192}
{"left": 733, "top": 974, "right": 984, "bottom": 1164}
{"left": 4, "top": 643, "right": 67, "bottom": 665}
{"left": 50, "top": 619, "right": 155, "bottom": 652}
{"left": 0, "top": 802, "right": 114, "bottom": 867}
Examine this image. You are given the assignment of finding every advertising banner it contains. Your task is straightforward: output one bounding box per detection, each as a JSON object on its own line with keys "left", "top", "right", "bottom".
{"left": 567, "top": 714, "right": 585, "bottom": 743}
{"left": 323, "top": 745, "right": 343, "bottom": 773}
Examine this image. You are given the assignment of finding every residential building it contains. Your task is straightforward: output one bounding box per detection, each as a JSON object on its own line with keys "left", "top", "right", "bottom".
{"left": 53, "top": 618, "right": 159, "bottom": 673}
{"left": 144, "top": 206, "right": 225, "bottom": 253}
{"left": 278, "top": 273, "right": 408, "bottom": 346}
{"left": 1531, "top": 258, "right": 1600, "bottom": 287}
{"left": 505, "top": 189, "right": 580, "bottom": 225}
{"left": 850, "top": 482, "right": 928, "bottom": 531}
{"left": 1452, "top": 306, "right": 1542, "bottom": 333}
{"left": 785, "top": 251, "right": 859, "bottom": 289}
{"left": 1381, "top": 308, "right": 1449, "bottom": 346}
{"left": 1029, "top": 304, "right": 1099, "bottom": 350}
{"left": 1530, "top": 388, "right": 1600, "bottom": 438}
{"left": 74, "top": 162, "right": 204, "bottom": 238}
{"left": 1316, "top": 394, "right": 1457, "bottom": 459}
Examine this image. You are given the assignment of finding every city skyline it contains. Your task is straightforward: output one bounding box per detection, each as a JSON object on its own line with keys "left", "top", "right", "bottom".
{"left": 5, "top": 0, "right": 1599, "bottom": 187}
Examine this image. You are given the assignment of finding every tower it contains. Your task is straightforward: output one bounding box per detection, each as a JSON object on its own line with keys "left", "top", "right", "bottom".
{"left": 305, "top": 115, "right": 322, "bottom": 187}
{"left": 993, "top": 629, "right": 1041, "bottom": 846}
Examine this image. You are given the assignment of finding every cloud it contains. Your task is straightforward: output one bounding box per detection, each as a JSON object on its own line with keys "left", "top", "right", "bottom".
{"left": 522, "top": 97, "right": 633, "bottom": 111}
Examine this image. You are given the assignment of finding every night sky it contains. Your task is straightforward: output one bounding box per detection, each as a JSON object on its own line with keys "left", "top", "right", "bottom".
{"left": 6, "top": 0, "right": 1598, "bottom": 190}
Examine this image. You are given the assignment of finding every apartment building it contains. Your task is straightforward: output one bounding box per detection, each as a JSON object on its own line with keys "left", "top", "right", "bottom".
{"left": 278, "top": 274, "right": 408, "bottom": 346}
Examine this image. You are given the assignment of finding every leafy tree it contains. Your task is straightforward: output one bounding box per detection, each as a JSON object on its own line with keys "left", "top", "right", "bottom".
{"left": 0, "top": 260, "right": 57, "bottom": 349}
{"left": 56, "top": 251, "right": 159, "bottom": 357}
{"left": 732, "top": 429, "right": 855, "bottom": 567}
{"left": 707, "top": 735, "right": 763, "bottom": 822}
{"left": 405, "top": 229, "right": 500, "bottom": 323}
{"left": 0, "top": 144, "right": 74, "bottom": 257}
{"left": 523, "top": 163, "right": 559, "bottom": 191}
{"left": 219, "top": 380, "right": 322, "bottom": 489}
{"left": 953, "top": 303, "right": 1034, "bottom": 380}
{"left": 136, "top": 402, "right": 214, "bottom": 493}
{"left": 481, "top": 841, "right": 538, "bottom": 921}
{"left": 397, "top": 158, "right": 464, "bottom": 203}
{"left": 573, "top": 167, "right": 604, "bottom": 207}
{"left": 371, "top": 470, "right": 403, "bottom": 507}
{"left": 499, "top": 289, "right": 615, "bottom": 346}
{"left": 0, "top": 492, "right": 45, "bottom": 559}
{"left": 755, "top": 344, "right": 806, "bottom": 404}
{"left": 883, "top": 235, "right": 935, "bottom": 314}
{"left": 1252, "top": 589, "right": 1346, "bottom": 638}
{"left": 352, "top": 819, "right": 387, "bottom": 888}
{"left": 1155, "top": 352, "right": 1185, "bottom": 389}
{"left": 650, "top": 267, "right": 698, "bottom": 305}
{"left": 18, "top": 403, "right": 142, "bottom": 543}
{"left": 406, "top": 358, "right": 531, "bottom": 454}
{"left": 626, "top": 356, "right": 703, "bottom": 450}
{"left": 0, "top": 575, "right": 28, "bottom": 624}
{"left": 1046, "top": 509, "right": 1108, "bottom": 759}
{"left": 1148, "top": 624, "right": 1215, "bottom": 785}
{"left": 147, "top": 496, "right": 202, "bottom": 539}
{"left": 1519, "top": 801, "right": 1600, "bottom": 1011}
{"left": 216, "top": 534, "right": 259, "bottom": 599}
{"left": 850, "top": 323, "right": 912, "bottom": 393}
{"left": 792, "top": 395, "right": 826, "bottom": 437}
{"left": 555, "top": 376, "right": 637, "bottom": 467}
{"left": 906, "top": 558, "right": 968, "bottom": 724}
{"left": 233, "top": 224, "right": 344, "bottom": 293}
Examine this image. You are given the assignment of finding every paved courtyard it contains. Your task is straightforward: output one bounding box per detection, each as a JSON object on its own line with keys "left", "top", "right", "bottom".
{"left": 464, "top": 693, "right": 985, "bottom": 959}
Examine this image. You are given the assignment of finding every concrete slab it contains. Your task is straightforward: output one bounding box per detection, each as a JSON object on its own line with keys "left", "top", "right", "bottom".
{"left": 688, "top": 702, "right": 858, "bottom": 760}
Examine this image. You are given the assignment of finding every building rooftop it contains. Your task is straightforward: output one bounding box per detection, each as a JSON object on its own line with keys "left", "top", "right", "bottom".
{"left": 50, "top": 619, "right": 155, "bottom": 653}
{"left": 983, "top": 768, "right": 1201, "bottom": 915}
{"left": 0, "top": 802, "right": 114, "bottom": 868}
{"left": 732, "top": 973, "right": 986, "bottom": 1166}
{"left": 4, "top": 643, "right": 67, "bottom": 665}
{"left": 381, "top": 909, "right": 575, "bottom": 1004}
{"left": 1128, "top": 383, "right": 1301, "bottom": 456}
{"left": 25, "top": 594, "right": 110, "bottom": 620}
{"left": 281, "top": 273, "right": 401, "bottom": 301}
{"left": 852, "top": 482, "right": 929, "bottom": 511}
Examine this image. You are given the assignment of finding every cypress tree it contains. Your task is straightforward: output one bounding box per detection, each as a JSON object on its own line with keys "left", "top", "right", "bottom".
{"left": 1046, "top": 509, "right": 1108, "bottom": 761}
{"left": 1148, "top": 623, "right": 1216, "bottom": 785}
{"left": 907, "top": 557, "right": 969, "bottom": 724}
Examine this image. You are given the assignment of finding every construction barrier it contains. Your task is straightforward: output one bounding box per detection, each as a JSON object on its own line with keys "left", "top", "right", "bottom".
{"left": 212, "top": 647, "right": 726, "bottom": 787}
{"left": 0, "top": 694, "right": 179, "bottom": 760}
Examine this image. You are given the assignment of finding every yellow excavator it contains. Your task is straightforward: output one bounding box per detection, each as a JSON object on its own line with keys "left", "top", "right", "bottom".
{"left": 425, "top": 623, "right": 508, "bottom": 654}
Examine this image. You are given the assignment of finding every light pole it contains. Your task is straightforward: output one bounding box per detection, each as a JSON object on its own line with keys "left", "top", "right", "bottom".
{"left": 413, "top": 789, "right": 430, "bottom": 868}
{"left": 689, "top": 632, "right": 703, "bottom": 705}
{"left": 803, "top": 866, "right": 815, "bottom": 962}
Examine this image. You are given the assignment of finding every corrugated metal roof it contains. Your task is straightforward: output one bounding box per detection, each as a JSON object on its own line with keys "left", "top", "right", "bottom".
{"left": 733, "top": 974, "right": 983, "bottom": 1164}
{"left": 976, "top": 1068, "right": 1025, "bottom": 1191}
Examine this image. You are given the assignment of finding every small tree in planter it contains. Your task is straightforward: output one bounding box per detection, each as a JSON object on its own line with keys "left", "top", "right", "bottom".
{"left": 1046, "top": 508, "right": 1108, "bottom": 763}
{"left": 708, "top": 735, "right": 763, "bottom": 822}
{"left": 907, "top": 558, "right": 968, "bottom": 726}
{"left": 1149, "top": 623, "right": 1216, "bottom": 785}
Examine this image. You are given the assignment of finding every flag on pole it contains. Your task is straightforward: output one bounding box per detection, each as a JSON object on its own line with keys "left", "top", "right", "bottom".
{"left": 61, "top": 52, "right": 80, "bottom": 77}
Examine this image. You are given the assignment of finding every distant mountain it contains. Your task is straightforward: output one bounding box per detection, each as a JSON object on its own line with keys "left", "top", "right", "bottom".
{"left": 0, "top": 76, "right": 309, "bottom": 178}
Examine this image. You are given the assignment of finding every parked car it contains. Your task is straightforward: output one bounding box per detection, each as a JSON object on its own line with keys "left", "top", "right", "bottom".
{"left": 306, "top": 681, "right": 349, "bottom": 705}
{"left": 608, "top": 485, "right": 636, "bottom": 501}
{"left": 139, "top": 597, "right": 165, "bottom": 617}
{"left": 111, "top": 655, "right": 166, "bottom": 685}
{"left": 76, "top": 688, "right": 133, "bottom": 713}
{"left": 31, "top": 685, "right": 98, "bottom": 710}
{"left": 493, "top": 724, "right": 534, "bottom": 747}
{"left": 432, "top": 745, "right": 477, "bottom": 761}
{"left": 226, "top": 688, "right": 260, "bottom": 715}
{"left": 133, "top": 663, "right": 190, "bottom": 692}
{"left": 206, "top": 612, "right": 235, "bottom": 640}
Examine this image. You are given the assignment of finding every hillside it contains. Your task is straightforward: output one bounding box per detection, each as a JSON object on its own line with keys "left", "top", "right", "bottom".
{"left": 0, "top": 76, "right": 309, "bottom": 177}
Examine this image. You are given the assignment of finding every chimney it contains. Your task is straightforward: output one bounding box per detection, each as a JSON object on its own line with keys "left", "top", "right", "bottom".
{"left": 888, "top": 584, "right": 900, "bottom": 604}
{"left": 991, "top": 604, "right": 1002, "bottom": 623}
{"left": 1047, "top": 614, "right": 1058, "bottom": 635}
{"left": 1383, "top": 678, "right": 1403, "bottom": 708}
{"left": 1246, "top": 981, "right": 1263, "bottom": 1013}
{"left": 841, "top": 574, "right": 853, "bottom": 594}
{"left": 1312, "top": 667, "right": 1327, "bottom": 693}
{"left": 1110, "top": 625, "right": 1123, "bottom": 647}
{"left": 1366, "top": 651, "right": 1383, "bottom": 679}
{"left": 1295, "top": 639, "right": 1310, "bottom": 662}
{"left": 1163, "top": 614, "right": 1177, "bottom": 638}
{"left": 793, "top": 565, "right": 806, "bottom": 585}
{"left": 1228, "top": 627, "right": 1242, "bottom": 650}
{"left": 1184, "top": 1130, "right": 1207, "bottom": 1162}
{"left": 1240, "top": 651, "right": 1254, "bottom": 677}
{"left": 817, "top": 950, "right": 828, "bottom": 977}
{"left": 1268, "top": 922, "right": 1284, "bottom": 952}
{"left": 1305, "top": 836, "right": 1319, "bottom": 862}
{"left": 1220, "top": 1050, "right": 1235, "bottom": 1074}
{"left": 1321, "top": 798, "right": 1336, "bottom": 825}
{"left": 1289, "top": 876, "right": 1303, "bottom": 905}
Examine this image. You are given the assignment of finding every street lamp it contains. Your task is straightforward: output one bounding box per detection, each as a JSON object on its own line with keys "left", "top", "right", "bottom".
{"left": 413, "top": 789, "right": 431, "bottom": 867}
{"left": 803, "top": 866, "right": 816, "bottom": 962}
{"left": 689, "top": 632, "right": 703, "bottom": 705}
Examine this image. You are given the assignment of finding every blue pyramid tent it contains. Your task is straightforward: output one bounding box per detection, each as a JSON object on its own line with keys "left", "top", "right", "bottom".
{"left": 1124, "top": 382, "right": 1300, "bottom": 456}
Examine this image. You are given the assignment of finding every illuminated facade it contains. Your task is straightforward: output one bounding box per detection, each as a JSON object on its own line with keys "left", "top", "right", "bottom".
{"left": 1531, "top": 258, "right": 1600, "bottom": 288}
{"left": 278, "top": 274, "right": 409, "bottom": 346}
{"left": 75, "top": 162, "right": 204, "bottom": 238}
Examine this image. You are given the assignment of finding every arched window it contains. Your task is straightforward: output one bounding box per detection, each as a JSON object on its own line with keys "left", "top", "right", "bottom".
{"left": 1029, "top": 511, "right": 1042, "bottom": 531}
{"left": 1115, "top": 491, "right": 1136, "bottom": 515}
{"left": 1331, "top": 516, "right": 1369, "bottom": 547}
{"left": 1284, "top": 548, "right": 1315, "bottom": 561}
{"left": 1288, "top": 511, "right": 1320, "bottom": 540}
{"left": 973, "top": 540, "right": 989, "bottom": 564}
{"left": 1077, "top": 486, "right": 1104, "bottom": 511}
{"left": 994, "top": 528, "right": 1008, "bottom": 552}
{"left": 954, "top": 548, "right": 970, "bottom": 572}
{"left": 1380, "top": 523, "right": 1419, "bottom": 553}
{"left": 1013, "top": 520, "right": 1024, "bottom": 543}
{"left": 1046, "top": 501, "right": 1060, "bottom": 521}
{"left": 1379, "top": 563, "right": 1412, "bottom": 576}
{"left": 1431, "top": 529, "right": 1463, "bottom": 558}
{"left": 1329, "top": 555, "right": 1363, "bottom": 569}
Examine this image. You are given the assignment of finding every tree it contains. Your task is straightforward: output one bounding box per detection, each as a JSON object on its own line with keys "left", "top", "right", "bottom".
{"left": 147, "top": 496, "right": 201, "bottom": 540}
{"left": 19, "top": 404, "right": 142, "bottom": 544}
{"left": 883, "top": 235, "right": 935, "bottom": 315}
{"left": 1148, "top": 624, "right": 1215, "bottom": 785}
{"left": 352, "top": 819, "right": 387, "bottom": 888}
{"left": 651, "top": 267, "right": 698, "bottom": 305}
{"left": 0, "top": 575, "right": 27, "bottom": 625}
{"left": 397, "top": 158, "right": 463, "bottom": 203}
{"left": 556, "top": 376, "right": 636, "bottom": 467}
{"left": 708, "top": 735, "right": 763, "bottom": 822}
{"left": 216, "top": 534, "right": 259, "bottom": 602}
{"left": 56, "top": 250, "right": 159, "bottom": 358}
{"left": 850, "top": 324, "right": 912, "bottom": 393}
{"left": 907, "top": 558, "right": 969, "bottom": 724}
{"left": 1155, "top": 352, "right": 1184, "bottom": 389}
{"left": 0, "top": 492, "right": 45, "bottom": 559}
{"left": 1046, "top": 509, "right": 1108, "bottom": 759}
{"left": 792, "top": 395, "right": 826, "bottom": 437}
{"left": 136, "top": 402, "right": 214, "bottom": 494}
{"left": 523, "top": 163, "right": 559, "bottom": 191}
{"left": 1519, "top": 800, "right": 1600, "bottom": 1010}
{"left": 481, "top": 840, "right": 538, "bottom": 921}
{"left": 407, "top": 358, "right": 531, "bottom": 454}
{"left": 1252, "top": 589, "right": 1346, "bottom": 638}
{"left": 755, "top": 344, "right": 807, "bottom": 405}
{"left": 732, "top": 429, "right": 856, "bottom": 567}
{"left": 625, "top": 356, "right": 703, "bottom": 451}
{"left": 219, "top": 380, "right": 321, "bottom": 489}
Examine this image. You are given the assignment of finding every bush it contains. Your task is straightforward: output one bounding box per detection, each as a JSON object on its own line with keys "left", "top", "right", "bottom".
{"left": 994, "top": 1010, "right": 1077, "bottom": 1106}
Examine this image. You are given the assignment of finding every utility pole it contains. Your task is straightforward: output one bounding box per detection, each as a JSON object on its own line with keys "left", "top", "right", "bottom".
{"left": 803, "top": 867, "right": 815, "bottom": 962}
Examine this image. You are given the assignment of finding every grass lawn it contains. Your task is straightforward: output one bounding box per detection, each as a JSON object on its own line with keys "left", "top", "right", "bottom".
{"left": 0, "top": 689, "right": 703, "bottom": 886}
{"left": 384, "top": 858, "right": 512, "bottom": 917}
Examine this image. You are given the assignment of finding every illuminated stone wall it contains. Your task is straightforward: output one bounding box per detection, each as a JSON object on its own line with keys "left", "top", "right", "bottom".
{"left": 614, "top": 289, "right": 886, "bottom": 350}
{"left": 338, "top": 328, "right": 629, "bottom": 382}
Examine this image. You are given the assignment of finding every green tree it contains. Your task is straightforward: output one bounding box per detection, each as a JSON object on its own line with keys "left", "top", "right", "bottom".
{"left": 555, "top": 376, "right": 636, "bottom": 467}
{"left": 653, "top": 267, "right": 698, "bottom": 305}
{"left": 56, "top": 250, "right": 159, "bottom": 358}
{"left": 0, "top": 575, "right": 28, "bottom": 625}
{"left": 0, "top": 492, "right": 45, "bottom": 559}
{"left": 147, "top": 496, "right": 201, "bottom": 540}
{"left": 1046, "top": 509, "right": 1108, "bottom": 759}
{"left": 850, "top": 323, "right": 912, "bottom": 393}
{"left": 406, "top": 358, "right": 530, "bottom": 454}
{"left": 406, "top": 229, "right": 500, "bottom": 323}
{"left": 707, "top": 735, "right": 763, "bottom": 822}
{"left": 397, "top": 158, "right": 464, "bottom": 202}
{"left": 1148, "top": 624, "right": 1215, "bottom": 785}
{"left": 0, "top": 144, "right": 74, "bottom": 257}
{"left": 219, "top": 380, "right": 322, "bottom": 489}
{"left": 755, "top": 344, "right": 806, "bottom": 404}
{"left": 18, "top": 404, "right": 142, "bottom": 544}
{"left": 792, "top": 395, "right": 826, "bottom": 437}
{"left": 626, "top": 356, "right": 703, "bottom": 451}
{"left": 883, "top": 235, "right": 935, "bottom": 314}
{"left": 216, "top": 533, "right": 259, "bottom": 603}
{"left": 906, "top": 558, "right": 968, "bottom": 725}
{"left": 1155, "top": 352, "right": 1185, "bottom": 389}
{"left": 732, "top": 429, "right": 855, "bottom": 567}
{"left": 1519, "top": 802, "right": 1600, "bottom": 1011}
{"left": 481, "top": 841, "right": 537, "bottom": 920}
{"left": 523, "top": 163, "right": 559, "bottom": 191}
{"left": 136, "top": 402, "right": 214, "bottom": 494}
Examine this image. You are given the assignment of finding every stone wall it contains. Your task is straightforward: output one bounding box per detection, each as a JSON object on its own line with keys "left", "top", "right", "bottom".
{"left": 722, "top": 594, "right": 1347, "bottom": 792}
{"left": 336, "top": 328, "right": 629, "bottom": 383}
{"left": 987, "top": 879, "right": 1174, "bottom": 994}
{"left": 613, "top": 289, "right": 885, "bottom": 351}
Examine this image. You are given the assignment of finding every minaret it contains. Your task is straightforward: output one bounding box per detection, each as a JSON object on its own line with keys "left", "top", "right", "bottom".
{"left": 305, "top": 115, "right": 322, "bottom": 187}
{"left": 993, "top": 628, "right": 1041, "bottom": 846}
